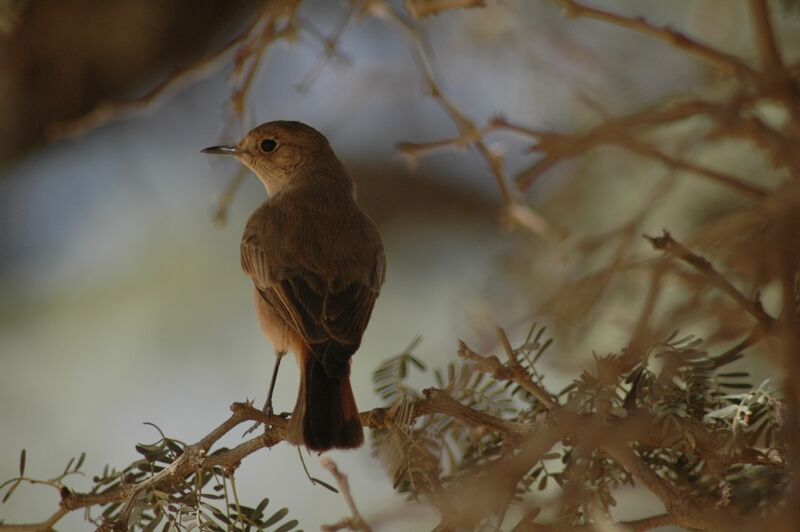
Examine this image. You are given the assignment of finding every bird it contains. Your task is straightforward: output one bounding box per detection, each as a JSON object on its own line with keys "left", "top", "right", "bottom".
{"left": 202, "top": 121, "right": 385, "bottom": 451}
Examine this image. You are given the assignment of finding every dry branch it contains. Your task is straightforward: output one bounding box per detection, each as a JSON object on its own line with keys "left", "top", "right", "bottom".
{"left": 320, "top": 459, "right": 372, "bottom": 532}
{"left": 646, "top": 230, "right": 777, "bottom": 333}
{"left": 553, "top": 0, "right": 758, "bottom": 81}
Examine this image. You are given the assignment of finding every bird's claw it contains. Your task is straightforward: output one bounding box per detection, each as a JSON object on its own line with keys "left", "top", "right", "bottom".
{"left": 242, "top": 401, "right": 277, "bottom": 438}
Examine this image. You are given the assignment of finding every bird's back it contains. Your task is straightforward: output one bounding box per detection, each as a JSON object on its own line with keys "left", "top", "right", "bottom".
{"left": 241, "top": 188, "right": 385, "bottom": 376}
{"left": 242, "top": 191, "right": 384, "bottom": 291}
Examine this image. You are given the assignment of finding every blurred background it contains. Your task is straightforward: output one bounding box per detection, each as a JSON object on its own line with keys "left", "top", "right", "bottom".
{"left": 1, "top": 0, "right": 797, "bottom": 530}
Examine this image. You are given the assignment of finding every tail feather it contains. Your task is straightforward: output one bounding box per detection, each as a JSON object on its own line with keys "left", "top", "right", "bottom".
{"left": 288, "top": 354, "right": 363, "bottom": 451}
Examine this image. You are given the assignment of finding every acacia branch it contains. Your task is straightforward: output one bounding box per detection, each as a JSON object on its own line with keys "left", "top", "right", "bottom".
{"left": 0, "top": 391, "right": 541, "bottom": 532}
{"left": 458, "top": 332, "right": 557, "bottom": 411}
{"left": 748, "top": 0, "right": 784, "bottom": 74}
{"left": 46, "top": 2, "right": 300, "bottom": 140}
{"left": 553, "top": 0, "right": 758, "bottom": 81}
{"left": 646, "top": 230, "right": 777, "bottom": 333}
{"left": 320, "top": 459, "right": 372, "bottom": 532}
{"left": 391, "top": 18, "right": 567, "bottom": 242}
{"left": 615, "top": 138, "right": 770, "bottom": 200}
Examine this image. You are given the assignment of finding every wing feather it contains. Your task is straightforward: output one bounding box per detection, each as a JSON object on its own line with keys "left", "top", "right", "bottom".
{"left": 241, "top": 202, "right": 384, "bottom": 377}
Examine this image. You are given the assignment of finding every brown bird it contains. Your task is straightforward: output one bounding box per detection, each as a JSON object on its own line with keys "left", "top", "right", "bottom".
{"left": 202, "top": 121, "right": 385, "bottom": 451}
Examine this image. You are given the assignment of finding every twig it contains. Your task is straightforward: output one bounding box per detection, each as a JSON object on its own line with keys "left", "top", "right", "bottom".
{"left": 458, "top": 331, "right": 557, "bottom": 411}
{"left": 295, "top": 4, "right": 356, "bottom": 93}
{"left": 645, "top": 230, "right": 777, "bottom": 333}
{"left": 405, "top": 0, "right": 486, "bottom": 19}
{"left": 615, "top": 138, "right": 769, "bottom": 200}
{"left": 320, "top": 459, "right": 372, "bottom": 532}
{"left": 45, "top": 4, "right": 269, "bottom": 140}
{"left": 602, "top": 441, "right": 676, "bottom": 510}
{"left": 422, "top": 387, "right": 531, "bottom": 441}
{"left": 0, "top": 391, "right": 542, "bottom": 532}
{"left": 553, "top": 0, "right": 758, "bottom": 81}
{"left": 490, "top": 113, "right": 770, "bottom": 200}
{"left": 0, "top": 509, "right": 68, "bottom": 532}
{"left": 393, "top": 17, "right": 566, "bottom": 242}
{"left": 618, "top": 513, "right": 678, "bottom": 531}
{"left": 747, "top": 0, "right": 784, "bottom": 74}
{"left": 212, "top": 166, "right": 249, "bottom": 226}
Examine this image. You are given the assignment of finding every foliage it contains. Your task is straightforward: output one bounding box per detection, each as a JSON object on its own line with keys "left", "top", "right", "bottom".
{"left": 368, "top": 326, "right": 788, "bottom": 528}
{"left": 1, "top": 424, "right": 301, "bottom": 532}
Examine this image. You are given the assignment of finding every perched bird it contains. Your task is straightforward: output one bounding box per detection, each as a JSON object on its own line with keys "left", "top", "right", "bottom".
{"left": 202, "top": 121, "right": 385, "bottom": 451}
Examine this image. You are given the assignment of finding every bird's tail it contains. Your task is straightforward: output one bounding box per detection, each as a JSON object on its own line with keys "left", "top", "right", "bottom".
{"left": 288, "top": 353, "right": 363, "bottom": 451}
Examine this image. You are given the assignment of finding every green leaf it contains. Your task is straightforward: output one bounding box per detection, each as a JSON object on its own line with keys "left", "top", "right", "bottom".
{"left": 310, "top": 477, "right": 339, "bottom": 493}
{"left": 1, "top": 479, "right": 21, "bottom": 503}
{"left": 273, "top": 519, "right": 299, "bottom": 532}
{"left": 18, "top": 449, "right": 25, "bottom": 477}
{"left": 75, "top": 452, "right": 86, "bottom": 471}
{"left": 63, "top": 457, "right": 75, "bottom": 476}
{"left": 263, "top": 507, "right": 288, "bottom": 527}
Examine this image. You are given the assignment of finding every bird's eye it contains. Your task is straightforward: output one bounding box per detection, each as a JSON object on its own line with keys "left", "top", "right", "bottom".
{"left": 260, "top": 139, "right": 278, "bottom": 153}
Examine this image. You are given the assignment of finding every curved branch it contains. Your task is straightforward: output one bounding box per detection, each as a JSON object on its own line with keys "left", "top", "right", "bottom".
{"left": 553, "top": 0, "right": 758, "bottom": 81}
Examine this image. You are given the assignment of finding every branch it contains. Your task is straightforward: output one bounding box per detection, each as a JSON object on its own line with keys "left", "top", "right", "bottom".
{"left": 615, "top": 138, "right": 770, "bottom": 200}
{"left": 457, "top": 329, "right": 558, "bottom": 411}
{"left": 490, "top": 113, "right": 770, "bottom": 200}
{"left": 646, "top": 230, "right": 778, "bottom": 333}
{"left": 390, "top": 12, "right": 566, "bottom": 242}
{"left": 0, "top": 388, "right": 542, "bottom": 532}
{"left": 404, "top": 0, "right": 486, "bottom": 19}
{"left": 747, "top": 0, "right": 784, "bottom": 74}
{"left": 320, "top": 459, "right": 372, "bottom": 532}
{"left": 553, "top": 0, "right": 758, "bottom": 81}
{"left": 45, "top": 2, "right": 299, "bottom": 140}
{"left": 0, "top": 509, "right": 68, "bottom": 532}
{"left": 602, "top": 441, "right": 676, "bottom": 510}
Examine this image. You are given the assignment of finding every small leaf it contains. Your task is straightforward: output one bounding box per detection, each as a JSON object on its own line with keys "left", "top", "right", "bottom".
{"left": 2, "top": 479, "right": 21, "bottom": 503}
{"left": 273, "top": 519, "right": 299, "bottom": 532}
{"left": 75, "top": 452, "right": 86, "bottom": 471}
{"left": 263, "top": 507, "right": 288, "bottom": 527}
{"left": 719, "top": 382, "right": 753, "bottom": 390}
{"left": 310, "top": 477, "right": 339, "bottom": 493}
{"left": 63, "top": 457, "right": 75, "bottom": 476}
{"left": 18, "top": 449, "right": 25, "bottom": 477}
{"left": 703, "top": 404, "right": 739, "bottom": 421}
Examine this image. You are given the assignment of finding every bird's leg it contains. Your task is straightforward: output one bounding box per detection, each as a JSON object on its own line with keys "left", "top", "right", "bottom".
{"left": 243, "top": 351, "right": 285, "bottom": 437}
{"left": 262, "top": 351, "right": 284, "bottom": 425}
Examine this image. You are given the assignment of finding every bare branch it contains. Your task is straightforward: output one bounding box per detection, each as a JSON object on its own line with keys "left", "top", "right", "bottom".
{"left": 747, "top": 0, "right": 785, "bottom": 74}
{"left": 405, "top": 0, "right": 486, "bottom": 19}
{"left": 553, "top": 0, "right": 758, "bottom": 81}
{"left": 320, "top": 459, "right": 372, "bottom": 532}
{"left": 615, "top": 138, "right": 770, "bottom": 200}
{"left": 646, "top": 230, "right": 778, "bottom": 333}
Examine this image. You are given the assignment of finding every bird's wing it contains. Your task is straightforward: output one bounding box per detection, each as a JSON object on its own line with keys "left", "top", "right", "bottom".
{"left": 240, "top": 210, "right": 381, "bottom": 375}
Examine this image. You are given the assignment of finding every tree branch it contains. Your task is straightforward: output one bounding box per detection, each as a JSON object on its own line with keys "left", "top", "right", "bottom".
{"left": 646, "top": 230, "right": 778, "bottom": 333}
{"left": 320, "top": 459, "right": 372, "bottom": 532}
{"left": 748, "top": 0, "right": 784, "bottom": 74}
{"left": 553, "top": 0, "right": 758, "bottom": 81}
{"left": 458, "top": 331, "right": 557, "bottom": 411}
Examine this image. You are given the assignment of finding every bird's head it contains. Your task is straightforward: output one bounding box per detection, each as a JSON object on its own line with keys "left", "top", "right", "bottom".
{"left": 202, "top": 121, "right": 351, "bottom": 197}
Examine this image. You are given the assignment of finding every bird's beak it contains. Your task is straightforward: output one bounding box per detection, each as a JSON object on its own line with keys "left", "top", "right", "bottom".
{"left": 201, "top": 145, "right": 243, "bottom": 156}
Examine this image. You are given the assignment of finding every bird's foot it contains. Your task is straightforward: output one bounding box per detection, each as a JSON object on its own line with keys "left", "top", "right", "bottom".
{"left": 242, "top": 400, "right": 276, "bottom": 437}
